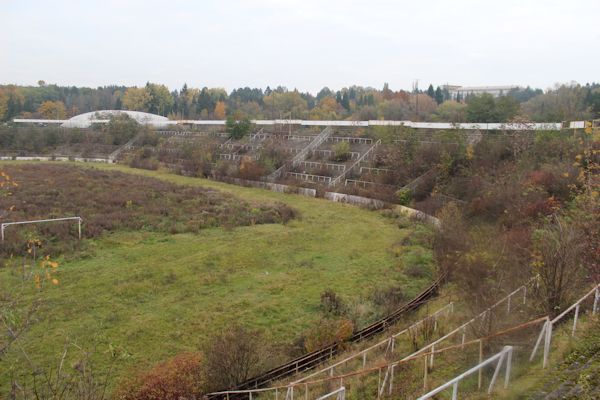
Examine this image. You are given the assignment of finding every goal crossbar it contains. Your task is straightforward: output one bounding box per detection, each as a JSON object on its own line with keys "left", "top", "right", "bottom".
{"left": 1, "top": 217, "right": 82, "bottom": 242}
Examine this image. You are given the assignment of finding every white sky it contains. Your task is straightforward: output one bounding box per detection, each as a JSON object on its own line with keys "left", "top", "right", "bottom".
{"left": 1, "top": 0, "right": 599, "bottom": 94}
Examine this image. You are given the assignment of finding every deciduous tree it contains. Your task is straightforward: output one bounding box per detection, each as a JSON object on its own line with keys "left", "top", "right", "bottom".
{"left": 122, "top": 87, "right": 151, "bottom": 112}
{"left": 214, "top": 101, "right": 226, "bottom": 119}
{"left": 37, "top": 100, "right": 66, "bottom": 119}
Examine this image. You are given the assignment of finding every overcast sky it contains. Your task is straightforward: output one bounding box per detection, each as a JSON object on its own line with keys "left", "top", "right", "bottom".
{"left": 1, "top": 0, "right": 599, "bottom": 94}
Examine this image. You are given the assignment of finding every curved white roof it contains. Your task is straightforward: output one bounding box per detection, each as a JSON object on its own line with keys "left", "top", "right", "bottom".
{"left": 61, "top": 110, "right": 170, "bottom": 128}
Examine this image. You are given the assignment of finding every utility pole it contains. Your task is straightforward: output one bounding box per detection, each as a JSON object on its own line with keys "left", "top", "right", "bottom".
{"left": 413, "top": 79, "right": 420, "bottom": 121}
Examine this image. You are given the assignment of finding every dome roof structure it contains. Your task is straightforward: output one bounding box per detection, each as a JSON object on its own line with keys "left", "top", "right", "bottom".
{"left": 61, "top": 110, "right": 171, "bottom": 128}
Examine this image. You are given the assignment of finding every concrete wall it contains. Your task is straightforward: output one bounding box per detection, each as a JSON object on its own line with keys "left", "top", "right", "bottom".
{"left": 0, "top": 156, "right": 114, "bottom": 163}
{"left": 395, "top": 204, "right": 441, "bottom": 227}
{"left": 324, "top": 191, "right": 386, "bottom": 209}
{"left": 324, "top": 192, "right": 440, "bottom": 226}
{"left": 218, "top": 177, "right": 317, "bottom": 197}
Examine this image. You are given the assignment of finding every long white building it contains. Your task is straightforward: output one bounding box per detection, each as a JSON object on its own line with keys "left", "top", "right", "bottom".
{"left": 446, "top": 85, "right": 520, "bottom": 99}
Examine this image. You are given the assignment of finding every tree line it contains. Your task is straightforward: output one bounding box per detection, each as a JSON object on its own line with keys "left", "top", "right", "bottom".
{"left": 1, "top": 80, "right": 599, "bottom": 123}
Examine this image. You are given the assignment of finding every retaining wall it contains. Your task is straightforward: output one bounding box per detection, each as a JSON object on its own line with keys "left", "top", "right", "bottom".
{"left": 218, "top": 176, "right": 317, "bottom": 197}
{"left": 0, "top": 156, "right": 114, "bottom": 163}
{"left": 324, "top": 191, "right": 386, "bottom": 209}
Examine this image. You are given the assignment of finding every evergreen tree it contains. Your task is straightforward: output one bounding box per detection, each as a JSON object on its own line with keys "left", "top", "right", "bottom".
{"left": 434, "top": 86, "right": 444, "bottom": 104}
{"left": 442, "top": 86, "right": 450, "bottom": 101}
{"left": 341, "top": 92, "right": 350, "bottom": 110}
{"left": 316, "top": 87, "right": 332, "bottom": 102}
{"left": 427, "top": 84, "right": 435, "bottom": 99}
{"left": 348, "top": 87, "right": 356, "bottom": 100}
{"left": 382, "top": 83, "right": 392, "bottom": 100}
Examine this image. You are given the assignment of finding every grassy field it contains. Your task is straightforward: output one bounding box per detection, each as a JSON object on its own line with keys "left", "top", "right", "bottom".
{"left": 0, "top": 161, "right": 435, "bottom": 393}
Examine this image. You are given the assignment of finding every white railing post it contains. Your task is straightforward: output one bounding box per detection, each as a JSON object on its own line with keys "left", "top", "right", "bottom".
{"left": 593, "top": 287, "right": 599, "bottom": 316}
{"left": 388, "top": 364, "right": 394, "bottom": 395}
{"left": 418, "top": 346, "right": 513, "bottom": 400}
{"left": 423, "top": 354, "right": 428, "bottom": 389}
{"left": 572, "top": 304, "right": 580, "bottom": 336}
{"left": 487, "top": 352, "right": 505, "bottom": 394}
{"left": 530, "top": 318, "right": 548, "bottom": 362}
{"left": 451, "top": 381, "right": 459, "bottom": 399}
{"left": 378, "top": 367, "right": 389, "bottom": 398}
{"left": 543, "top": 321, "right": 553, "bottom": 368}
{"left": 504, "top": 346, "right": 512, "bottom": 389}
{"left": 377, "top": 368, "right": 381, "bottom": 399}
{"left": 478, "top": 340, "right": 483, "bottom": 389}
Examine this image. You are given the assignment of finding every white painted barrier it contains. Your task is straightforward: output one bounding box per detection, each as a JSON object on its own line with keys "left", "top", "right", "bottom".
{"left": 324, "top": 192, "right": 386, "bottom": 209}
{"left": 0, "top": 156, "right": 113, "bottom": 163}
{"left": 13, "top": 118, "right": 576, "bottom": 130}
{"left": 218, "top": 177, "right": 317, "bottom": 197}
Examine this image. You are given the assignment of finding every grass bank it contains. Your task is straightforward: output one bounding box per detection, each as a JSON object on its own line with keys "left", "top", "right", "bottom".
{"left": 0, "top": 161, "right": 436, "bottom": 393}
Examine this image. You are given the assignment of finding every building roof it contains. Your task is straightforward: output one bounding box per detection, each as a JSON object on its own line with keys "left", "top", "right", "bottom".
{"left": 61, "top": 110, "right": 170, "bottom": 128}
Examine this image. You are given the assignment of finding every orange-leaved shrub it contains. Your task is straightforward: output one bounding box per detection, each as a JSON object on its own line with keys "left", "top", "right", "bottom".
{"left": 303, "top": 318, "right": 354, "bottom": 352}
{"left": 114, "top": 353, "right": 205, "bottom": 400}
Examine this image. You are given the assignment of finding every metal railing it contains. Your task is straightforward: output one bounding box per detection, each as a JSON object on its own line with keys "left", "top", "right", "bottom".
{"left": 291, "top": 302, "right": 455, "bottom": 385}
{"left": 330, "top": 140, "right": 381, "bottom": 187}
{"left": 211, "top": 279, "right": 597, "bottom": 400}
{"left": 290, "top": 127, "right": 333, "bottom": 167}
{"left": 401, "top": 167, "right": 438, "bottom": 191}
{"left": 344, "top": 179, "right": 395, "bottom": 190}
{"left": 206, "top": 274, "right": 446, "bottom": 399}
{"left": 316, "top": 387, "right": 345, "bottom": 400}
{"left": 372, "top": 281, "right": 531, "bottom": 397}
{"left": 267, "top": 127, "right": 333, "bottom": 180}
{"left": 358, "top": 166, "right": 392, "bottom": 175}
{"left": 297, "top": 161, "right": 346, "bottom": 172}
{"left": 326, "top": 137, "right": 373, "bottom": 144}
{"left": 286, "top": 172, "right": 332, "bottom": 184}
{"left": 108, "top": 133, "right": 142, "bottom": 161}
{"left": 418, "top": 346, "right": 513, "bottom": 399}
{"left": 530, "top": 283, "right": 600, "bottom": 368}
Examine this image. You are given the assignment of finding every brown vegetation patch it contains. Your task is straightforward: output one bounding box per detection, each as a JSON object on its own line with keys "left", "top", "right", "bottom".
{"left": 0, "top": 164, "right": 296, "bottom": 256}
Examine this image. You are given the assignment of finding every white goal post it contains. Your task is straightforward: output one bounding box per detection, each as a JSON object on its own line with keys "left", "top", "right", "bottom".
{"left": 1, "top": 217, "right": 82, "bottom": 242}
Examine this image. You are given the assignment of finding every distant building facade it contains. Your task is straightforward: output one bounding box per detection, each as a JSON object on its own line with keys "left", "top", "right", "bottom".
{"left": 445, "top": 85, "right": 520, "bottom": 100}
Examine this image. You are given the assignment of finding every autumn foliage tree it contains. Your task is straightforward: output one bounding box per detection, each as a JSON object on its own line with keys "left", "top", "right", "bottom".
{"left": 213, "top": 101, "right": 226, "bottom": 119}
{"left": 115, "top": 353, "right": 204, "bottom": 400}
{"left": 303, "top": 318, "right": 354, "bottom": 352}
{"left": 37, "top": 100, "right": 67, "bottom": 119}
{"left": 123, "top": 87, "right": 151, "bottom": 111}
